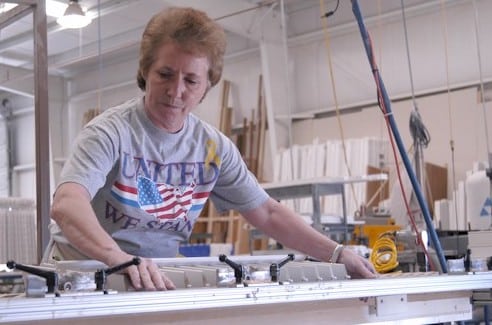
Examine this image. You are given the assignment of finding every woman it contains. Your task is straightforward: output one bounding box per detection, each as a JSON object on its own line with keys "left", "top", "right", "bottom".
{"left": 50, "top": 6, "right": 376, "bottom": 291}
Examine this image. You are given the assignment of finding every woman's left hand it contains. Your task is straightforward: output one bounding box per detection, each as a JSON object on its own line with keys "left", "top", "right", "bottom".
{"left": 338, "top": 248, "right": 378, "bottom": 279}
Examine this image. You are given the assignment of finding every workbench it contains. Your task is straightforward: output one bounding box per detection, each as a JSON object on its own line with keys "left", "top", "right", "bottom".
{"left": 2, "top": 255, "right": 492, "bottom": 324}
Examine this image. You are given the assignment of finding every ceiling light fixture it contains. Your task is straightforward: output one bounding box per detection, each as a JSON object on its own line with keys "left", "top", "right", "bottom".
{"left": 57, "top": 0, "right": 92, "bottom": 29}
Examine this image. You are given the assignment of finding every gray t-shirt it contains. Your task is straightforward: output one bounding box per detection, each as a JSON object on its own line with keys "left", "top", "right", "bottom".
{"left": 58, "top": 96, "right": 269, "bottom": 257}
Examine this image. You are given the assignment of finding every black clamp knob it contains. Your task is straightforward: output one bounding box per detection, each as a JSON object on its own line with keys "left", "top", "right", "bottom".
{"left": 7, "top": 260, "right": 59, "bottom": 295}
{"left": 270, "top": 253, "right": 294, "bottom": 282}
{"left": 219, "top": 254, "right": 244, "bottom": 284}
{"left": 95, "top": 257, "right": 141, "bottom": 293}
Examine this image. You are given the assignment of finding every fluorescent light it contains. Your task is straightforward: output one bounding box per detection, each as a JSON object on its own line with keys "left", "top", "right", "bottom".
{"left": 56, "top": 0, "right": 92, "bottom": 29}
{"left": 0, "top": 3, "right": 17, "bottom": 14}
{"left": 0, "top": 0, "right": 67, "bottom": 18}
{"left": 46, "top": 0, "right": 68, "bottom": 18}
{"left": 0, "top": 1, "right": 78, "bottom": 18}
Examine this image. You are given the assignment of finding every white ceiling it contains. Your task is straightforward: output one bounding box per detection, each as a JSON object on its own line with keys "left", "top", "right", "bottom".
{"left": 0, "top": 0, "right": 447, "bottom": 85}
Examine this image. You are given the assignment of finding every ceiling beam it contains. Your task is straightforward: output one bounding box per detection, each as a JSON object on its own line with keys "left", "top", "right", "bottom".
{"left": 0, "top": 0, "right": 144, "bottom": 53}
{"left": 0, "top": 4, "right": 32, "bottom": 30}
{"left": 163, "top": 0, "right": 281, "bottom": 42}
{"left": 0, "top": 63, "right": 63, "bottom": 99}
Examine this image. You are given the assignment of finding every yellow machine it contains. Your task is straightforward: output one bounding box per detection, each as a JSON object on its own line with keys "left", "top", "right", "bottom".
{"left": 353, "top": 221, "right": 401, "bottom": 249}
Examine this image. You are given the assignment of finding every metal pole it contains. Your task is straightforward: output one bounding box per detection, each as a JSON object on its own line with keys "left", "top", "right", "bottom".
{"left": 33, "top": 0, "right": 51, "bottom": 263}
{"left": 351, "top": 0, "right": 447, "bottom": 273}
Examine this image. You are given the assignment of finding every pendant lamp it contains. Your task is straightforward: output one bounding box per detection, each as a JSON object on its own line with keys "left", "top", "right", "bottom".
{"left": 57, "top": 0, "right": 92, "bottom": 29}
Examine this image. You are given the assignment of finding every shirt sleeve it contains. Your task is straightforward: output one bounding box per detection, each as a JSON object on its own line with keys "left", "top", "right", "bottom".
{"left": 209, "top": 135, "right": 269, "bottom": 213}
{"left": 57, "top": 116, "right": 120, "bottom": 198}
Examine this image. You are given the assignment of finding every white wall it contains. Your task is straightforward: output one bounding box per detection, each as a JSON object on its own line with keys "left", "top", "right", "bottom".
{"left": 2, "top": 78, "right": 65, "bottom": 201}
{"left": 0, "top": 118, "right": 8, "bottom": 197}
{"left": 10, "top": 101, "right": 36, "bottom": 200}
{"left": 292, "top": 87, "right": 492, "bottom": 195}
{"left": 288, "top": 0, "right": 492, "bottom": 114}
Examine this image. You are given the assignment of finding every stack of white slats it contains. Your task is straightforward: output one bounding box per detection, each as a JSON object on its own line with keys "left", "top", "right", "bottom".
{"left": 0, "top": 197, "right": 36, "bottom": 264}
{"left": 274, "top": 137, "right": 388, "bottom": 223}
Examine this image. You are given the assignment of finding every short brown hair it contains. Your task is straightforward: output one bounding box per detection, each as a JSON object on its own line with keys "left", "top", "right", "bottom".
{"left": 137, "top": 7, "right": 226, "bottom": 91}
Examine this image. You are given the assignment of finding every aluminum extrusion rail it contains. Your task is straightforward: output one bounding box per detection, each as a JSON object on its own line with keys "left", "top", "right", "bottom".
{"left": 1, "top": 272, "right": 491, "bottom": 323}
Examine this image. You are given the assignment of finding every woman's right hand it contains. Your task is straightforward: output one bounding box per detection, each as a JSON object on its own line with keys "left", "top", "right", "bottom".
{"left": 107, "top": 252, "right": 176, "bottom": 291}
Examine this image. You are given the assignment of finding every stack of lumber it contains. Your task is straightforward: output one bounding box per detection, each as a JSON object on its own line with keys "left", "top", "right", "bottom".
{"left": 193, "top": 76, "right": 268, "bottom": 254}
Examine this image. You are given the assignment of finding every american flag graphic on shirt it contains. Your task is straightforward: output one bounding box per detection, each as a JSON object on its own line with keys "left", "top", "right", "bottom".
{"left": 111, "top": 176, "right": 209, "bottom": 222}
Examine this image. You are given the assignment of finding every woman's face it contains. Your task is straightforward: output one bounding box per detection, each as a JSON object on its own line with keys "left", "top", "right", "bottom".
{"left": 143, "top": 41, "right": 209, "bottom": 132}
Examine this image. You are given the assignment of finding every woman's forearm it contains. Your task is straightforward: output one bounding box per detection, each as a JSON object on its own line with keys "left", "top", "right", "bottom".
{"left": 51, "top": 182, "right": 123, "bottom": 264}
